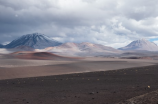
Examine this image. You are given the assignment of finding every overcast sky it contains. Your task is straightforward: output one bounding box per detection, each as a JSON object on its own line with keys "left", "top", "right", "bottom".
{"left": 0, "top": 0, "right": 158, "bottom": 48}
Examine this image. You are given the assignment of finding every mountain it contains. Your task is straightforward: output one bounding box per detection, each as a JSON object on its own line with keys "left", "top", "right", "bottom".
{"left": 0, "top": 44, "right": 4, "bottom": 48}
{"left": 77, "top": 42, "right": 120, "bottom": 52}
{"left": 119, "top": 39, "right": 158, "bottom": 51}
{"left": 39, "top": 42, "right": 122, "bottom": 56}
{"left": 5, "top": 33, "right": 62, "bottom": 49}
{"left": 14, "top": 46, "right": 34, "bottom": 51}
{"left": 45, "top": 42, "right": 120, "bottom": 53}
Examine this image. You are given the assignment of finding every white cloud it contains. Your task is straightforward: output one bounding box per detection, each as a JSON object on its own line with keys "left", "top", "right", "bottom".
{"left": 0, "top": 0, "right": 158, "bottom": 48}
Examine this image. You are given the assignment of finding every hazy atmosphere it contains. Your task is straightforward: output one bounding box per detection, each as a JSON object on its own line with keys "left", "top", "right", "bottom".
{"left": 1, "top": 0, "right": 158, "bottom": 48}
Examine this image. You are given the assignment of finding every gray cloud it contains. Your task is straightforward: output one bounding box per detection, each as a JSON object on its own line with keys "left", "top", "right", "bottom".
{"left": 0, "top": 0, "right": 158, "bottom": 48}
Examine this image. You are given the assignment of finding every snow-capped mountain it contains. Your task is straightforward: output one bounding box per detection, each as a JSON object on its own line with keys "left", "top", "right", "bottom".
{"left": 37, "top": 42, "right": 122, "bottom": 56}
{"left": 5, "top": 33, "right": 62, "bottom": 49}
{"left": 119, "top": 39, "right": 158, "bottom": 51}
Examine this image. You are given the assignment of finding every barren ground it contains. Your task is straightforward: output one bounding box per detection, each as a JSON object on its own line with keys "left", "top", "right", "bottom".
{"left": 0, "top": 57, "right": 158, "bottom": 104}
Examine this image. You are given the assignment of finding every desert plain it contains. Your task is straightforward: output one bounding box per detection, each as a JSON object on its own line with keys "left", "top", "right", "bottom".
{"left": 0, "top": 53, "right": 158, "bottom": 104}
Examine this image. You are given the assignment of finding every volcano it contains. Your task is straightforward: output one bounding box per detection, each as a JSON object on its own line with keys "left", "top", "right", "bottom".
{"left": 5, "top": 33, "right": 62, "bottom": 49}
{"left": 119, "top": 39, "right": 158, "bottom": 51}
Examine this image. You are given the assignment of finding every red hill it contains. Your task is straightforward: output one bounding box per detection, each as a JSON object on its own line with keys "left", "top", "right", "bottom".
{"left": 11, "top": 52, "right": 82, "bottom": 60}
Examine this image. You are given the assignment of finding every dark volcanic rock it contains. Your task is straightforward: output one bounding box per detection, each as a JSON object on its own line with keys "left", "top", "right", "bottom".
{"left": 14, "top": 46, "right": 34, "bottom": 51}
{"left": 1, "top": 65, "right": 158, "bottom": 104}
{"left": 5, "top": 33, "right": 62, "bottom": 49}
{"left": 0, "top": 44, "right": 4, "bottom": 48}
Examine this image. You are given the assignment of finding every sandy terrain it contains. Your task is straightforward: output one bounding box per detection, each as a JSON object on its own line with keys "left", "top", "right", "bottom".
{"left": 11, "top": 52, "right": 81, "bottom": 60}
{"left": 0, "top": 59, "right": 77, "bottom": 68}
{"left": 1, "top": 55, "right": 158, "bottom": 104}
{"left": 0, "top": 57, "right": 158, "bottom": 80}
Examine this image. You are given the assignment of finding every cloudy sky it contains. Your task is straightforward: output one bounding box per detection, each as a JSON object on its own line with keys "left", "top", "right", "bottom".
{"left": 0, "top": 0, "right": 158, "bottom": 48}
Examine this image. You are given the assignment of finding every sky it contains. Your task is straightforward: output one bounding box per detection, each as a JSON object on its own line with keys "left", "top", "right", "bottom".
{"left": 0, "top": 0, "right": 158, "bottom": 48}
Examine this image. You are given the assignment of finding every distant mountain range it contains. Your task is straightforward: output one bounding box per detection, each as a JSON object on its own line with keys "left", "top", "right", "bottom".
{"left": 52, "top": 42, "right": 120, "bottom": 52}
{"left": 1, "top": 33, "right": 158, "bottom": 56}
{"left": 119, "top": 39, "right": 158, "bottom": 51}
{"left": 39, "top": 42, "right": 121, "bottom": 56}
{"left": 4, "top": 33, "right": 62, "bottom": 49}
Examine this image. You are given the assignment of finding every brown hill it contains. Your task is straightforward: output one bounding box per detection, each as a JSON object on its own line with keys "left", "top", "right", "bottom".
{"left": 11, "top": 51, "right": 81, "bottom": 60}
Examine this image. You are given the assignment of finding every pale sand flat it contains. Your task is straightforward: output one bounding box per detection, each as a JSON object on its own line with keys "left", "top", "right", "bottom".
{"left": 0, "top": 57, "right": 158, "bottom": 80}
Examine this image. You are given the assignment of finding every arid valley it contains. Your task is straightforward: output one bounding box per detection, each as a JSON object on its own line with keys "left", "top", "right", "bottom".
{"left": 1, "top": 0, "right": 158, "bottom": 104}
{"left": 1, "top": 52, "right": 158, "bottom": 104}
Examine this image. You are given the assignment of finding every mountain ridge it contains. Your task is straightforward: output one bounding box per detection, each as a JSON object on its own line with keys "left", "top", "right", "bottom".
{"left": 1, "top": 33, "right": 158, "bottom": 53}
{"left": 37, "top": 42, "right": 122, "bottom": 56}
{"left": 5, "top": 33, "right": 62, "bottom": 49}
{"left": 119, "top": 39, "right": 158, "bottom": 51}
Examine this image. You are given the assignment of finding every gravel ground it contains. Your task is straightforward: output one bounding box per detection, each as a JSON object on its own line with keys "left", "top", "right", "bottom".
{"left": 0, "top": 65, "right": 158, "bottom": 104}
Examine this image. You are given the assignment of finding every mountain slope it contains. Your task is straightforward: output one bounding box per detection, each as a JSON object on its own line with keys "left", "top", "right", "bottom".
{"left": 39, "top": 42, "right": 122, "bottom": 56}
{"left": 0, "top": 44, "right": 4, "bottom": 48}
{"left": 119, "top": 39, "right": 158, "bottom": 51}
{"left": 45, "top": 42, "right": 120, "bottom": 52}
{"left": 77, "top": 42, "right": 120, "bottom": 52}
{"left": 5, "top": 33, "right": 62, "bottom": 49}
{"left": 14, "top": 46, "right": 34, "bottom": 51}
